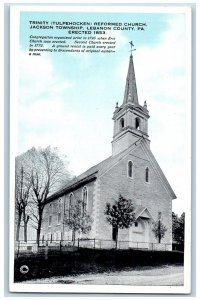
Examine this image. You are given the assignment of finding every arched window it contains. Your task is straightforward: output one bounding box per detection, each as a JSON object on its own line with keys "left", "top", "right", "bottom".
{"left": 69, "top": 193, "right": 74, "bottom": 219}
{"left": 128, "top": 161, "right": 133, "bottom": 178}
{"left": 64, "top": 195, "right": 67, "bottom": 214}
{"left": 120, "top": 118, "right": 125, "bottom": 129}
{"left": 49, "top": 203, "right": 53, "bottom": 214}
{"left": 57, "top": 212, "right": 61, "bottom": 225}
{"left": 145, "top": 167, "right": 149, "bottom": 183}
{"left": 135, "top": 117, "right": 140, "bottom": 130}
{"left": 58, "top": 198, "right": 62, "bottom": 212}
{"left": 48, "top": 215, "right": 52, "bottom": 227}
{"left": 82, "top": 186, "right": 88, "bottom": 216}
{"left": 69, "top": 193, "right": 74, "bottom": 208}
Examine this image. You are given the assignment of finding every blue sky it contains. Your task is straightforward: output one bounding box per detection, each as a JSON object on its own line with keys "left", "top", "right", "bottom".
{"left": 17, "top": 10, "right": 188, "bottom": 215}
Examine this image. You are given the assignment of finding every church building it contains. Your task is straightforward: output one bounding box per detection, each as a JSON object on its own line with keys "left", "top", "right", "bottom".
{"left": 40, "top": 52, "right": 176, "bottom": 250}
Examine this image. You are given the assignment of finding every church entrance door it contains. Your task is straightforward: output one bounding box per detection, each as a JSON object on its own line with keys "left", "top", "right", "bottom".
{"left": 129, "top": 217, "right": 150, "bottom": 249}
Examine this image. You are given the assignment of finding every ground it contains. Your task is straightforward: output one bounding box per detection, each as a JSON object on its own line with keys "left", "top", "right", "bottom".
{"left": 24, "top": 264, "right": 184, "bottom": 286}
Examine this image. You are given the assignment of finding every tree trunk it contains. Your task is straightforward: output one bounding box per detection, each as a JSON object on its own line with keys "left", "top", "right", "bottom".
{"left": 72, "top": 230, "right": 76, "bottom": 246}
{"left": 24, "top": 223, "right": 27, "bottom": 243}
{"left": 23, "top": 214, "right": 29, "bottom": 243}
{"left": 158, "top": 220, "right": 161, "bottom": 243}
{"left": 115, "top": 227, "right": 118, "bottom": 249}
{"left": 36, "top": 208, "right": 43, "bottom": 246}
{"left": 16, "top": 210, "right": 22, "bottom": 241}
{"left": 36, "top": 226, "right": 40, "bottom": 246}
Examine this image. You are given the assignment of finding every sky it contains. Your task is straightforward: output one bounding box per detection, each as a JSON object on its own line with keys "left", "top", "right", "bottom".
{"left": 16, "top": 9, "right": 190, "bottom": 215}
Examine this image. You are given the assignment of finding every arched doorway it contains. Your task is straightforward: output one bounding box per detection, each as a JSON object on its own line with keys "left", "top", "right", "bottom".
{"left": 129, "top": 217, "right": 150, "bottom": 249}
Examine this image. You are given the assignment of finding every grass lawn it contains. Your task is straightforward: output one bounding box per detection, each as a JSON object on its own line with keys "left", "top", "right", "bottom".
{"left": 14, "top": 248, "right": 184, "bottom": 282}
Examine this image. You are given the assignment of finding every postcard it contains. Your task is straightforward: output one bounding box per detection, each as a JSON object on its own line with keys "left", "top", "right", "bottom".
{"left": 9, "top": 4, "right": 191, "bottom": 294}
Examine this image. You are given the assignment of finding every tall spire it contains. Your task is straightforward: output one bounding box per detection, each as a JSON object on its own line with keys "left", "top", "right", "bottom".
{"left": 123, "top": 53, "right": 139, "bottom": 105}
{"left": 112, "top": 44, "right": 150, "bottom": 156}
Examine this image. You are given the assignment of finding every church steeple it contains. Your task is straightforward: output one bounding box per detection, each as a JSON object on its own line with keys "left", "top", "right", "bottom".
{"left": 123, "top": 54, "right": 139, "bottom": 105}
{"left": 112, "top": 48, "right": 150, "bottom": 156}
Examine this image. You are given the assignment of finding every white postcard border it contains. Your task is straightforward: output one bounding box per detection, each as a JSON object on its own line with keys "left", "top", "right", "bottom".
{"left": 9, "top": 4, "right": 192, "bottom": 294}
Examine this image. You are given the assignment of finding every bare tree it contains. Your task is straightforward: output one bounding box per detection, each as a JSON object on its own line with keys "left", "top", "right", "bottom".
{"left": 15, "top": 146, "right": 71, "bottom": 245}
{"left": 15, "top": 161, "right": 31, "bottom": 242}
{"left": 64, "top": 197, "right": 93, "bottom": 246}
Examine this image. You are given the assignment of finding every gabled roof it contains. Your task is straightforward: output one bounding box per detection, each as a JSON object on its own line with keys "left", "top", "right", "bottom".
{"left": 46, "top": 140, "right": 142, "bottom": 204}
{"left": 134, "top": 205, "right": 153, "bottom": 220}
{"left": 46, "top": 136, "right": 176, "bottom": 204}
{"left": 45, "top": 156, "right": 112, "bottom": 203}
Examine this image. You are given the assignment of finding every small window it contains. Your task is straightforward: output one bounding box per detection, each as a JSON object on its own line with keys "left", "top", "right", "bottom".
{"left": 82, "top": 186, "right": 88, "bottom": 216}
{"left": 58, "top": 199, "right": 62, "bottom": 211}
{"left": 120, "top": 118, "right": 125, "bottom": 129}
{"left": 135, "top": 222, "right": 138, "bottom": 227}
{"left": 145, "top": 167, "right": 149, "bottom": 183}
{"left": 128, "top": 161, "right": 133, "bottom": 178}
{"left": 135, "top": 117, "right": 140, "bottom": 130}
{"left": 57, "top": 212, "right": 61, "bottom": 225}
{"left": 69, "top": 193, "right": 74, "bottom": 219}
{"left": 64, "top": 196, "right": 67, "bottom": 214}
{"left": 49, "top": 203, "right": 53, "bottom": 214}
{"left": 50, "top": 234, "right": 53, "bottom": 243}
{"left": 69, "top": 193, "right": 74, "bottom": 208}
{"left": 48, "top": 215, "right": 52, "bottom": 227}
{"left": 112, "top": 226, "right": 117, "bottom": 241}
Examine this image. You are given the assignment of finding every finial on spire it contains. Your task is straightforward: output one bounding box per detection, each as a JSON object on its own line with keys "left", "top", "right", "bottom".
{"left": 115, "top": 102, "right": 118, "bottom": 109}
{"left": 129, "top": 41, "right": 136, "bottom": 55}
{"left": 143, "top": 100, "right": 147, "bottom": 109}
{"left": 123, "top": 45, "right": 138, "bottom": 105}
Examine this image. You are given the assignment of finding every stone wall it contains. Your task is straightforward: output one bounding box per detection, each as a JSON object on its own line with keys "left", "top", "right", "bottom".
{"left": 96, "top": 143, "right": 172, "bottom": 245}
{"left": 40, "top": 180, "right": 96, "bottom": 242}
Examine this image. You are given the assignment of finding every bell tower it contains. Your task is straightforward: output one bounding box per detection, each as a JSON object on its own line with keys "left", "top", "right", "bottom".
{"left": 112, "top": 47, "right": 150, "bottom": 156}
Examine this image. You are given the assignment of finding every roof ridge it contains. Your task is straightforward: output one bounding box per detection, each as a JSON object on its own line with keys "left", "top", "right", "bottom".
{"left": 74, "top": 155, "right": 111, "bottom": 179}
{"left": 46, "top": 137, "right": 143, "bottom": 203}
{"left": 46, "top": 155, "right": 112, "bottom": 202}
